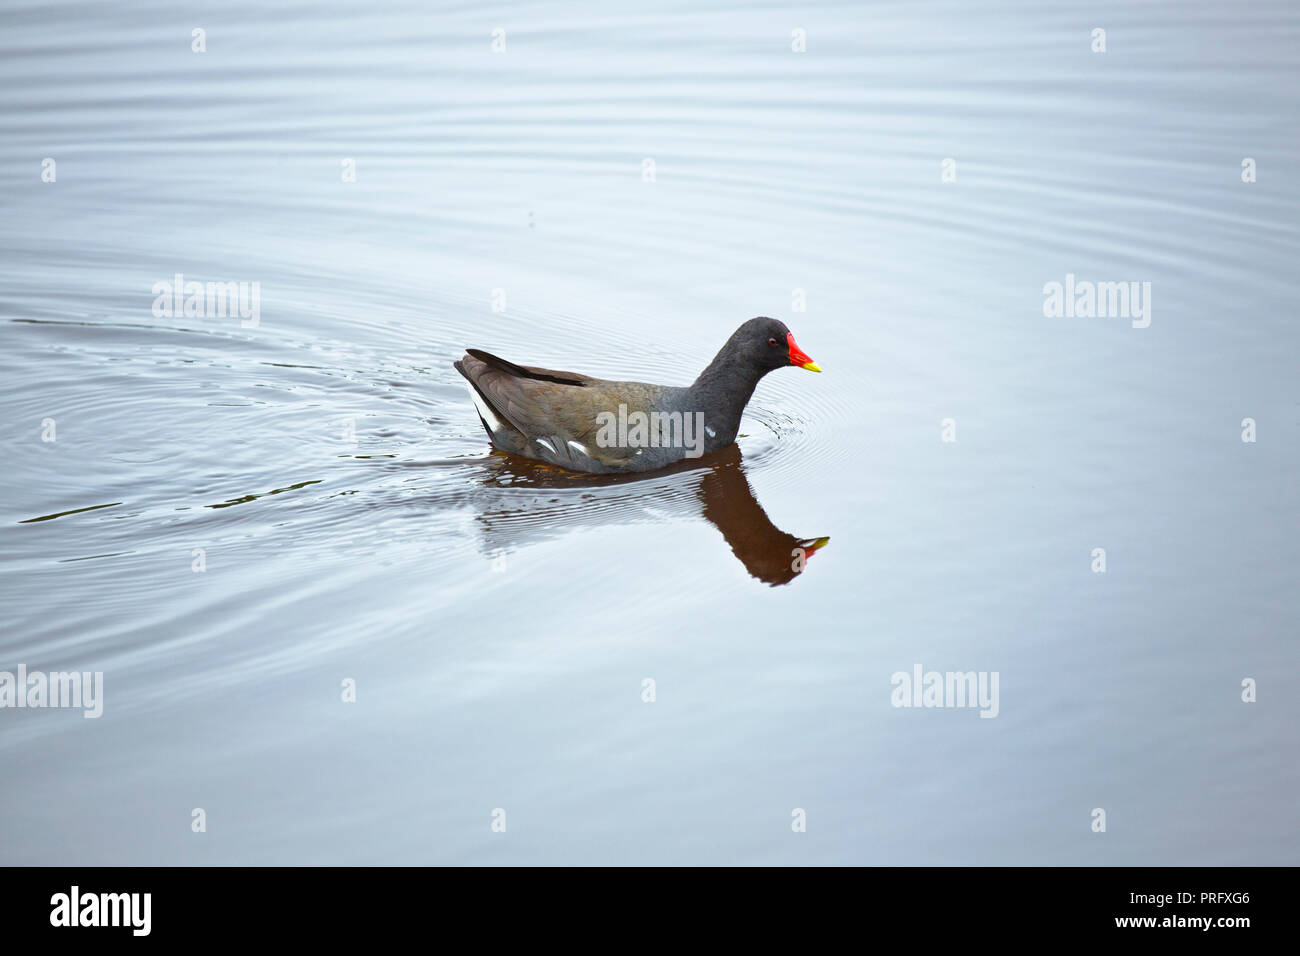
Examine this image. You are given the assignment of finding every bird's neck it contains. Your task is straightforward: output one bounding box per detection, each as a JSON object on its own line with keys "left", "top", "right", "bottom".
{"left": 689, "top": 352, "right": 766, "bottom": 445}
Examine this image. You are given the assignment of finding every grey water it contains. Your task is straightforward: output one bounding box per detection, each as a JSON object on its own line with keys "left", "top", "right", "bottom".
{"left": 0, "top": 0, "right": 1296, "bottom": 865}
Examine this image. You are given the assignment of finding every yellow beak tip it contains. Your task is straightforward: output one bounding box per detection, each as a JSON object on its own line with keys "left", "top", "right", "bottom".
{"left": 801, "top": 361, "right": 822, "bottom": 372}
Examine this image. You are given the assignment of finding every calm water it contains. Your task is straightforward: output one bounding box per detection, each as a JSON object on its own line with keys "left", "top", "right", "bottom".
{"left": 1, "top": 0, "right": 1297, "bottom": 865}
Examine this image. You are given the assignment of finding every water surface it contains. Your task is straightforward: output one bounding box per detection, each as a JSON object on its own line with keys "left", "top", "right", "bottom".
{"left": 1, "top": 0, "right": 1297, "bottom": 864}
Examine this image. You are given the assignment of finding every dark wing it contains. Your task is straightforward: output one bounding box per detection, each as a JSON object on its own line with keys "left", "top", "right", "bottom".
{"left": 455, "top": 350, "right": 657, "bottom": 471}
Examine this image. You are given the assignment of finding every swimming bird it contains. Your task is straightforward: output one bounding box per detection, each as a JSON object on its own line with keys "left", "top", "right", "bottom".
{"left": 455, "top": 317, "right": 821, "bottom": 475}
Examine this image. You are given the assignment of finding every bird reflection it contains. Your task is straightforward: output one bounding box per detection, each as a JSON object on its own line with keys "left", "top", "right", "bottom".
{"left": 473, "top": 445, "right": 829, "bottom": 586}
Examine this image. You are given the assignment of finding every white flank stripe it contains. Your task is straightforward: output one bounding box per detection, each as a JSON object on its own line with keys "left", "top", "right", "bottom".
{"left": 466, "top": 383, "right": 504, "bottom": 434}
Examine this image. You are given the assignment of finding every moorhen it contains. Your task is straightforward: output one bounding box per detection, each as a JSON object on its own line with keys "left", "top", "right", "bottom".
{"left": 455, "top": 317, "right": 821, "bottom": 474}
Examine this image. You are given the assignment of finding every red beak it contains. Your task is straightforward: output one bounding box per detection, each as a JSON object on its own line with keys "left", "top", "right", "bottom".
{"left": 786, "top": 332, "right": 821, "bottom": 372}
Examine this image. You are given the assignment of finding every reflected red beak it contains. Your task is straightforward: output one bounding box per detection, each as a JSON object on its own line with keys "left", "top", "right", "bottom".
{"left": 801, "top": 536, "right": 830, "bottom": 558}
{"left": 786, "top": 332, "right": 821, "bottom": 372}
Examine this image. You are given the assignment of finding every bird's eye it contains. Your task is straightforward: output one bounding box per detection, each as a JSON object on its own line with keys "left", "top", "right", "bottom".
{"left": 767, "top": 337, "right": 777, "bottom": 347}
